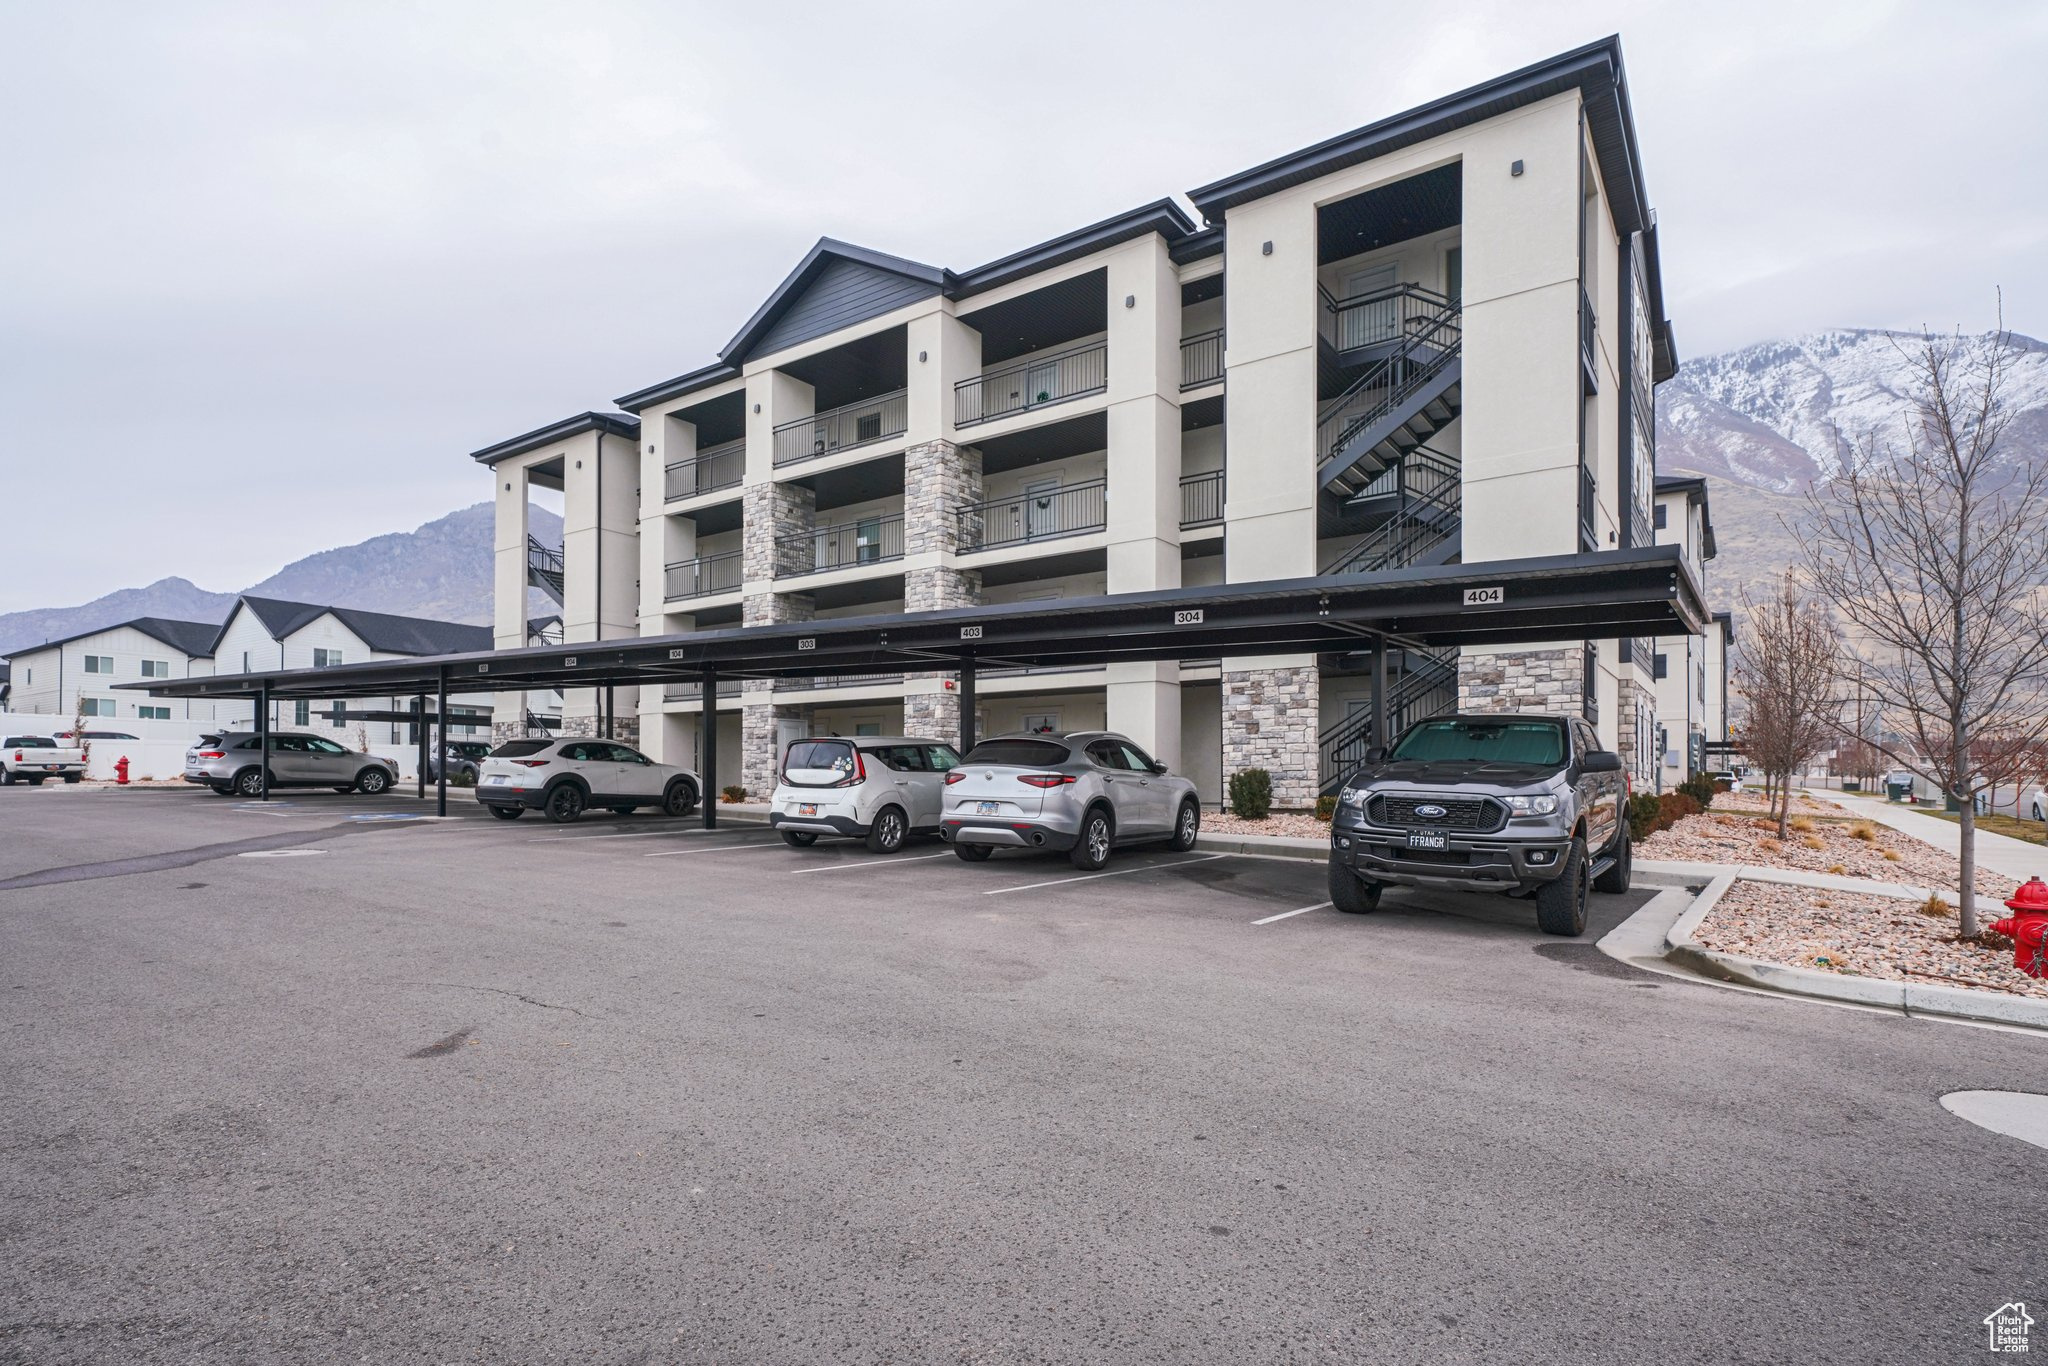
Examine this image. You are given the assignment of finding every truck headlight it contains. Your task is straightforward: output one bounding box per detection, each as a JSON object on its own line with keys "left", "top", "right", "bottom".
{"left": 1504, "top": 794, "right": 1559, "bottom": 815}
{"left": 1339, "top": 786, "right": 1367, "bottom": 807}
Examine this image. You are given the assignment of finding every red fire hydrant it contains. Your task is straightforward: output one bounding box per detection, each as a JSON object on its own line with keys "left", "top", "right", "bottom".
{"left": 114, "top": 755, "right": 130, "bottom": 786}
{"left": 1989, "top": 877, "right": 2048, "bottom": 979}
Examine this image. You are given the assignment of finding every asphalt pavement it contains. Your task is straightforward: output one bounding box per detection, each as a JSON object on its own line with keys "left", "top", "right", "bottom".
{"left": 2, "top": 784, "right": 2042, "bottom": 1364}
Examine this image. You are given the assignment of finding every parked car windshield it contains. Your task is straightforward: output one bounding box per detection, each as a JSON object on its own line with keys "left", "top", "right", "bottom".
{"left": 964, "top": 738, "right": 1072, "bottom": 767}
{"left": 491, "top": 739, "right": 553, "bottom": 758}
{"left": 1390, "top": 719, "right": 1565, "bottom": 766}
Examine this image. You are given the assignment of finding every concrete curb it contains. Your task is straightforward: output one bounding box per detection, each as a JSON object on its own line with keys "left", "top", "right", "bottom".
{"left": 1195, "top": 832, "right": 1325, "bottom": 861}
{"left": 1658, "top": 867, "right": 2048, "bottom": 1031}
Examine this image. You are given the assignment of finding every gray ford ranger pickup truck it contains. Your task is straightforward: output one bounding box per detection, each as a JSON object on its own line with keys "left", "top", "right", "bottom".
{"left": 1326, "top": 713, "right": 1632, "bottom": 936}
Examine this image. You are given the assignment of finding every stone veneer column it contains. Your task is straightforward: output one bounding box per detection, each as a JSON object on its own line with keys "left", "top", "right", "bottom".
{"left": 1457, "top": 647, "right": 1585, "bottom": 716}
{"left": 1221, "top": 665, "right": 1319, "bottom": 809}
{"left": 743, "top": 481, "right": 815, "bottom": 583}
{"left": 740, "top": 590, "right": 815, "bottom": 797}
{"left": 903, "top": 440, "right": 981, "bottom": 555}
{"left": 902, "top": 563, "right": 981, "bottom": 744}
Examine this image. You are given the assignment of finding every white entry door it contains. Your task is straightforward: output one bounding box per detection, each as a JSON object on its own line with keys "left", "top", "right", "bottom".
{"left": 1340, "top": 264, "right": 1398, "bottom": 348}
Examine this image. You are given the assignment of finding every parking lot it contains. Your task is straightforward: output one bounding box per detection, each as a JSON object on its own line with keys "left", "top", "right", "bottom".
{"left": 3, "top": 784, "right": 2043, "bottom": 1363}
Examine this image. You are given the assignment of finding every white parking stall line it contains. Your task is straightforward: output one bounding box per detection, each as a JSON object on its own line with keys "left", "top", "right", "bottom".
{"left": 782, "top": 852, "right": 952, "bottom": 874}
{"left": 980, "top": 852, "right": 1230, "bottom": 896}
{"left": 1252, "top": 900, "right": 1332, "bottom": 925}
{"left": 526, "top": 825, "right": 764, "bottom": 844}
{"left": 643, "top": 841, "right": 788, "bottom": 860}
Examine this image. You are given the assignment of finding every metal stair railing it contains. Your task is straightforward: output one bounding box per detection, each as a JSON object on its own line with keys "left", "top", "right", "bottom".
{"left": 1316, "top": 650, "right": 1460, "bottom": 789}
{"left": 1318, "top": 281, "right": 1454, "bottom": 353}
{"left": 1315, "top": 301, "right": 1462, "bottom": 473}
{"left": 1321, "top": 449, "right": 1461, "bottom": 576}
{"left": 525, "top": 536, "right": 565, "bottom": 603}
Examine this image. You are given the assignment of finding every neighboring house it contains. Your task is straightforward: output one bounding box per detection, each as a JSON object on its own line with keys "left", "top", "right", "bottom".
{"left": 473, "top": 37, "right": 1717, "bottom": 802}
{"left": 207, "top": 596, "right": 494, "bottom": 741}
{"left": 1649, "top": 475, "right": 1733, "bottom": 787}
{"left": 3, "top": 617, "right": 222, "bottom": 722}
{"left": 0, "top": 662, "right": 9, "bottom": 710}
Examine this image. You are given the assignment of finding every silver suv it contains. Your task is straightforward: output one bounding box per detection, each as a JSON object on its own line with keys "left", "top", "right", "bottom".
{"left": 940, "top": 731, "right": 1201, "bottom": 870}
{"left": 184, "top": 732, "right": 400, "bottom": 798}
{"left": 770, "top": 736, "right": 963, "bottom": 853}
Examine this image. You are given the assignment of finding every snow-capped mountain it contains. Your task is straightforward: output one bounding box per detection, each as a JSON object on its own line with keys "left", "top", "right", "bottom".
{"left": 1657, "top": 328, "right": 2048, "bottom": 492}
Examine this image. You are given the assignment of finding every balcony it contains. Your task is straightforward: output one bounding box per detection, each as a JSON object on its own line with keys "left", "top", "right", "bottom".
{"left": 1180, "top": 329, "right": 1224, "bottom": 389}
{"left": 663, "top": 678, "right": 744, "bottom": 703}
{"left": 1579, "top": 282, "right": 1599, "bottom": 394}
{"left": 775, "top": 513, "right": 904, "bottom": 578}
{"left": 774, "top": 672, "right": 905, "bottom": 693}
{"left": 956, "top": 480, "right": 1106, "bottom": 553}
{"left": 664, "top": 549, "right": 744, "bottom": 601}
{"left": 1578, "top": 461, "right": 1598, "bottom": 552}
{"left": 773, "top": 390, "right": 907, "bottom": 468}
{"left": 1180, "top": 470, "right": 1224, "bottom": 528}
{"left": 1319, "top": 282, "right": 1456, "bottom": 356}
{"left": 665, "top": 438, "right": 745, "bottom": 502}
{"left": 955, "top": 340, "right": 1107, "bottom": 428}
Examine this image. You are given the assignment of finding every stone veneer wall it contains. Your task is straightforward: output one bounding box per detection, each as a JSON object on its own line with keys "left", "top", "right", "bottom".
{"left": 741, "top": 701, "right": 813, "bottom": 799}
{"left": 1457, "top": 648, "right": 1586, "bottom": 717}
{"left": 552, "top": 712, "right": 642, "bottom": 745}
{"left": 743, "top": 481, "right": 815, "bottom": 582}
{"left": 902, "top": 564, "right": 980, "bottom": 743}
{"left": 1614, "top": 672, "right": 1656, "bottom": 788}
{"left": 1221, "top": 665, "right": 1318, "bottom": 809}
{"left": 904, "top": 440, "right": 982, "bottom": 555}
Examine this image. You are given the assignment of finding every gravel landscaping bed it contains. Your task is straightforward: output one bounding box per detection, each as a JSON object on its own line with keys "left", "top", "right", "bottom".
{"left": 1704, "top": 789, "right": 1845, "bottom": 818}
{"left": 1640, "top": 810, "right": 2008, "bottom": 897}
{"left": 1204, "top": 811, "right": 1332, "bottom": 839}
{"left": 1695, "top": 879, "right": 2046, "bottom": 999}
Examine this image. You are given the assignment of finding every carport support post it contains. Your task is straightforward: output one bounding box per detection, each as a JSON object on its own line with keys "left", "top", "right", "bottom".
{"left": 958, "top": 656, "right": 976, "bottom": 756}
{"left": 1371, "top": 642, "right": 1389, "bottom": 750}
{"left": 414, "top": 694, "right": 427, "bottom": 800}
{"left": 435, "top": 667, "right": 449, "bottom": 818}
{"left": 700, "top": 670, "right": 718, "bottom": 830}
{"left": 256, "top": 683, "right": 270, "bottom": 801}
{"left": 604, "top": 685, "right": 615, "bottom": 740}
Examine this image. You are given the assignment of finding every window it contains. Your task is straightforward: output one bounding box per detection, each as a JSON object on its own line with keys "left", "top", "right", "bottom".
{"left": 137, "top": 705, "right": 171, "bottom": 721}
{"left": 1020, "top": 711, "right": 1060, "bottom": 735}
{"left": 306, "top": 737, "right": 349, "bottom": 755}
{"left": 241, "top": 651, "right": 250, "bottom": 672}
{"left": 1391, "top": 720, "right": 1565, "bottom": 766}
{"left": 1443, "top": 245, "right": 1462, "bottom": 302}
{"left": 923, "top": 745, "right": 962, "bottom": 772}
{"left": 313, "top": 648, "right": 343, "bottom": 668}
{"left": 1118, "top": 741, "right": 1161, "bottom": 773}
{"left": 964, "top": 738, "right": 1071, "bottom": 767}
{"left": 83, "top": 655, "right": 114, "bottom": 674}
{"left": 1582, "top": 643, "right": 1600, "bottom": 724}
{"left": 872, "top": 744, "right": 927, "bottom": 772}
{"left": 294, "top": 701, "right": 310, "bottom": 726}
{"left": 80, "top": 697, "right": 117, "bottom": 717}
{"left": 330, "top": 702, "right": 346, "bottom": 728}
{"left": 1653, "top": 504, "right": 1668, "bottom": 530}
{"left": 1652, "top": 653, "right": 1668, "bottom": 681}
{"left": 1085, "top": 740, "right": 1131, "bottom": 770}
{"left": 139, "top": 659, "right": 171, "bottom": 678}
{"left": 855, "top": 722, "right": 882, "bottom": 737}
{"left": 606, "top": 745, "right": 649, "bottom": 765}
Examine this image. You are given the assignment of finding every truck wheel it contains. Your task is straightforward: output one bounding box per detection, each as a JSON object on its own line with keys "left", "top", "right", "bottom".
{"left": 63, "top": 773, "right": 80, "bottom": 784}
{"left": 1329, "top": 858, "right": 1382, "bottom": 914}
{"left": 1593, "top": 824, "right": 1632, "bottom": 894}
{"left": 0, "top": 769, "right": 11, "bottom": 785}
{"left": 1535, "top": 835, "right": 1590, "bottom": 936}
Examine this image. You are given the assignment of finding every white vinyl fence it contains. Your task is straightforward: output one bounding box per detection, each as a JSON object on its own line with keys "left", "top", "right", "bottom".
{"left": 0, "top": 711, "right": 437, "bottom": 783}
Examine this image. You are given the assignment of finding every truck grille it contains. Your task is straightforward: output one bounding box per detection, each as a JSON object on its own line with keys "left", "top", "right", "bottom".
{"left": 1368, "top": 794, "right": 1507, "bottom": 833}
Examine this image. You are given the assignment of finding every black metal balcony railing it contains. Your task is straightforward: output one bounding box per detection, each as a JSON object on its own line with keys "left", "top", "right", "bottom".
{"left": 774, "top": 672, "right": 906, "bottom": 693}
{"left": 664, "top": 438, "right": 745, "bottom": 501}
{"left": 1314, "top": 299, "right": 1463, "bottom": 469}
{"left": 955, "top": 339, "right": 1107, "bottom": 427}
{"left": 664, "top": 549, "right": 743, "bottom": 601}
{"left": 956, "top": 479, "right": 1106, "bottom": 552}
{"left": 1319, "top": 282, "right": 1456, "bottom": 353}
{"left": 775, "top": 513, "right": 904, "bottom": 578}
{"left": 1180, "top": 329, "right": 1224, "bottom": 389}
{"left": 1180, "top": 470, "right": 1225, "bottom": 528}
{"left": 772, "top": 390, "right": 907, "bottom": 467}
{"left": 663, "top": 678, "right": 744, "bottom": 702}
{"left": 1579, "top": 460, "right": 1599, "bottom": 551}
{"left": 1579, "top": 282, "right": 1599, "bottom": 393}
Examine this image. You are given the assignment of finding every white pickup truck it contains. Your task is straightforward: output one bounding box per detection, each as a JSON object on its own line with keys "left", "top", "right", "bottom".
{"left": 2, "top": 735, "right": 87, "bottom": 785}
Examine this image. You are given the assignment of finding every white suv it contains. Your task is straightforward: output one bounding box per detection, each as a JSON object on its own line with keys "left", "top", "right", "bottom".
{"left": 476, "top": 738, "right": 701, "bottom": 823}
{"left": 769, "top": 736, "right": 963, "bottom": 853}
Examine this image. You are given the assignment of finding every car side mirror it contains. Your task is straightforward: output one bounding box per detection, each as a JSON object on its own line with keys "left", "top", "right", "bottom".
{"left": 1148, "top": 762, "right": 1169, "bottom": 775}
{"left": 1583, "top": 750, "right": 1625, "bottom": 773}
{"left": 1364, "top": 746, "right": 1387, "bottom": 764}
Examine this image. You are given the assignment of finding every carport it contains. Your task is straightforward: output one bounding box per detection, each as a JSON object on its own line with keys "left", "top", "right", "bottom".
{"left": 125, "top": 546, "right": 1706, "bottom": 823}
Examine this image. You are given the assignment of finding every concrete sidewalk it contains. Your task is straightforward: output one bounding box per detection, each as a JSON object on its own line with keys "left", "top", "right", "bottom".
{"left": 1826, "top": 791, "right": 2045, "bottom": 884}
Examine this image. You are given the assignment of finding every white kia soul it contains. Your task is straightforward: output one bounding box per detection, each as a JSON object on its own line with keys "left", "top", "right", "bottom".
{"left": 769, "top": 736, "right": 963, "bottom": 853}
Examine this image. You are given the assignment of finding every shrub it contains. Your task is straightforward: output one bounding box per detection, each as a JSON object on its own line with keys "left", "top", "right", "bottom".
{"left": 1882, "top": 849, "right": 1902, "bottom": 862}
{"left": 1626, "top": 793, "right": 1664, "bottom": 842}
{"left": 720, "top": 784, "right": 747, "bottom": 804}
{"left": 1828, "top": 864, "right": 1847, "bottom": 875}
{"left": 452, "top": 767, "right": 478, "bottom": 789}
{"left": 1314, "top": 794, "right": 1337, "bottom": 822}
{"left": 1789, "top": 816, "right": 1816, "bottom": 833}
{"left": 1919, "top": 895, "right": 1953, "bottom": 918}
{"left": 1758, "top": 837, "right": 1783, "bottom": 855}
{"left": 1801, "top": 834, "right": 1824, "bottom": 850}
{"left": 1848, "top": 823, "right": 1877, "bottom": 842}
{"left": 1676, "top": 774, "right": 1718, "bottom": 810}
{"left": 1227, "top": 769, "right": 1273, "bottom": 821}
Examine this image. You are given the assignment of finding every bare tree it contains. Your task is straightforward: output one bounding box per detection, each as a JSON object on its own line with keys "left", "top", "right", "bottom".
{"left": 1734, "top": 576, "right": 1842, "bottom": 837}
{"left": 1801, "top": 318, "right": 2048, "bottom": 936}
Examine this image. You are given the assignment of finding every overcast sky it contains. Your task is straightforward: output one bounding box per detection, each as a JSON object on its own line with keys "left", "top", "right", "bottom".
{"left": 2, "top": 0, "right": 2042, "bottom": 614}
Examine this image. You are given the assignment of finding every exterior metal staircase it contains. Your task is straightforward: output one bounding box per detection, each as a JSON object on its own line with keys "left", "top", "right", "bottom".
{"left": 1315, "top": 293, "right": 1462, "bottom": 500}
{"left": 1321, "top": 447, "right": 1461, "bottom": 576}
{"left": 1316, "top": 648, "right": 1460, "bottom": 794}
{"left": 526, "top": 536, "right": 565, "bottom": 604}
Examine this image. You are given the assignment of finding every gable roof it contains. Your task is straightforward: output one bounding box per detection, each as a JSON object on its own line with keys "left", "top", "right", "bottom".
{"left": 471, "top": 410, "right": 640, "bottom": 467}
{"left": 2, "top": 615, "right": 223, "bottom": 661}
{"left": 217, "top": 596, "right": 492, "bottom": 658}
{"left": 720, "top": 238, "right": 951, "bottom": 365}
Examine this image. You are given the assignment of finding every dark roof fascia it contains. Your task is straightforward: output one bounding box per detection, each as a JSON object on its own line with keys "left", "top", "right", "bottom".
{"left": 1188, "top": 37, "right": 1648, "bottom": 236}
{"left": 1653, "top": 474, "right": 1714, "bottom": 560}
{"left": 951, "top": 199, "right": 1198, "bottom": 299}
{"left": 470, "top": 411, "right": 640, "bottom": 466}
{"left": 614, "top": 361, "right": 743, "bottom": 414}
{"left": 3, "top": 616, "right": 222, "bottom": 661}
{"left": 719, "top": 238, "right": 952, "bottom": 364}
{"left": 1712, "top": 609, "right": 1734, "bottom": 642}
{"left": 1170, "top": 224, "right": 1225, "bottom": 265}
{"left": 1654, "top": 474, "right": 1706, "bottom": 497}
{"left": 1641, "top": 217, "right": 1678, "bottom": 382}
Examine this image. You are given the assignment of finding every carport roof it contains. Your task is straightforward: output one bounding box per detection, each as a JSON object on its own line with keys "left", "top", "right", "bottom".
{"left": 123, "top": 546, "right": 1705, "bottom": 701}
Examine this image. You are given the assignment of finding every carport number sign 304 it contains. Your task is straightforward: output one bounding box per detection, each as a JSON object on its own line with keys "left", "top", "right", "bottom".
{"left": 1174, "top": 609, "right": 1204, "bottom": 625}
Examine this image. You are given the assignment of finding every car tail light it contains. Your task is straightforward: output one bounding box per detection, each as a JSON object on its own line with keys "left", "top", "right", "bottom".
{"left": 511, "top": 759, "right": 550, "bottom": 768}
{"left": 196, "top": 751, "right": 224, "bottom": 760}
{"left": 1018, "top": 773, "right": 1076, "bottom": 788}
{"left": 831, "top": 750, "right": 867, "bottom": 789}
{"left": 943, "top": 771, "right": 967, "bottom": 785}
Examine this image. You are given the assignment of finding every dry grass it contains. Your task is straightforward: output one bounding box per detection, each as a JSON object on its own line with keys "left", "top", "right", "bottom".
{"left": 1828, "top": 864, "right": 1847, "bottom": 875}
{"left": 1758, "top": 837, "right": 1783, "bottom": 854}
{"left": 1849, "top": 823, "right": 1879, "bottom": 842}
{"left": 1882, "top": 849, "right": 1903, "bottom": 862}
{"left": 1789, "top": 816, "right": 1817, "bottom": 834}
{"left": 1919, "top": 895, "right": 1954, "bottom": 918}
{"left": 1801, "top": 834, "right": 1825, "bottom": 850}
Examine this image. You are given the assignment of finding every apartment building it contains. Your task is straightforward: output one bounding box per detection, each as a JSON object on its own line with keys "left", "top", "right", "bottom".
{"left": 4, "top": 617, "right": 221, "bottom": 722}
{"left": 475, "top": 37, "right": 1697, "bottom": 803}
{"left": 1648, "top": 475, "right": 1734, "bottom": 788}
{"left": 208, "top": 596, "right": 494, "bottom": 740}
